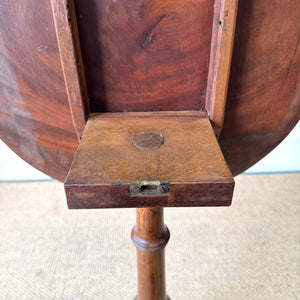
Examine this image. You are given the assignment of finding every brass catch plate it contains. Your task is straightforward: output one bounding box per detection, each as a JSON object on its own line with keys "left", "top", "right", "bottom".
{"left": 129, "top": 181, "right": 170, "bottom": 197}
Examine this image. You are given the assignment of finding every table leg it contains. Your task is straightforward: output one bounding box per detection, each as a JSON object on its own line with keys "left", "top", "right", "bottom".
{"left": 131, "top": 207, "right": 170, "bottom": 300}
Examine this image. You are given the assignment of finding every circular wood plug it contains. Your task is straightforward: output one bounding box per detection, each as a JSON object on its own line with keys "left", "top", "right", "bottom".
{"left": 132, "top": 132, "right": 164, "bottom": 150}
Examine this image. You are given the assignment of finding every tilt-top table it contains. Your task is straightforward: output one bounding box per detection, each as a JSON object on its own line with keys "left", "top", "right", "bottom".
{"left": 0, "top": 1, "right": 299, "bottom": 299}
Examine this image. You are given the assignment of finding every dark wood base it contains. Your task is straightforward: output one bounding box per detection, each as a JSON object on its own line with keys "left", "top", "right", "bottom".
{"left": 134, "top": 297, "right": 170, "bottom": 300}
{"left": 132, "top": 208, "right": 170, "bottom": 300}
{"left": 134, "top": 296, "right": 170, "bottom": 300}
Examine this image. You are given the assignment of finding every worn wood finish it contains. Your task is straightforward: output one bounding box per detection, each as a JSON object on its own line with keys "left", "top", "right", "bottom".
{"left": 74, "top": 0, "right": 213, "bottom": 112}
{"left": 206, "top": 0, "right": 238, "bottom": 137}
{"left": 132, "top": 208, "right": 170, "bottom": 300}
{"left": 64, "top": 112, "right": 234, "bottom": 208}
{"left": 0, "top": 0, "right": 78, "bottom": 182}
{"left": 220, "top": 0, "right": 300, "bottom": 175}
{"left": 0, "top": 2, "right": 298, "bottom": 299}
{"left": 0, "top": 0, "right": 299, "bottom": 180}
{"left": 51, "top": 0, "right": 89, "bottom": 139}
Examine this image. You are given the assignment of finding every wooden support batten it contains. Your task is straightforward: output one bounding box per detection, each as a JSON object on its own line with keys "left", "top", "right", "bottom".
{"left": 50, "top": 0, "right": 90, "bottom": 140}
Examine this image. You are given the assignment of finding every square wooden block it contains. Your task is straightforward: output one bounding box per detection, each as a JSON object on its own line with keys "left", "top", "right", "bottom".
{"left": 65, "top": 112, "right": 234, "bottom": 208}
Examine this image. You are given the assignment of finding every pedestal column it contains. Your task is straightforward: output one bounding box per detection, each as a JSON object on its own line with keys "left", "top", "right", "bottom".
{"left": 131, "top": 207, "right": 170, "bottom": 300}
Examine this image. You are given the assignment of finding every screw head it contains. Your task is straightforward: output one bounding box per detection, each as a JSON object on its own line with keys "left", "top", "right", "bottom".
{"left": 159, "top": 185, "right": 169, "bottom": 194}
{"left": 130, "top": 185, "right": 140, "bottom": 194}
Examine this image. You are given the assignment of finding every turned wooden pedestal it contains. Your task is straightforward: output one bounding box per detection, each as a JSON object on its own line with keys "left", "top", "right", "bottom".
{"left": 64, "top": 112, "right": 234, "bottom": 299}
{"left": 132, "top": 208, "right": 170, "bottom": 300}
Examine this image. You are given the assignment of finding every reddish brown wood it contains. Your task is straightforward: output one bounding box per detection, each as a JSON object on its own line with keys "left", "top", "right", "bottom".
{"left": 0, "top": 0, "right": 299, "bottom": 181}
{"left": 0, "top": 3, "right": 298, "bottom": 299}
{"left": 206, "top": 0, "right": 238, "bottom": 137}
{"left": 74, "top": 0, "right": 213, "bottom": 112}
{"left": 51, "top": 0, "right": 89, "bottom": 139}
{"left": 0, "top": 0, "right": 78, "bottom": 181}
{"left": 132, "top": 207, "right": 170, "bottom": 300}
{"left": 220, "top": 0, "right": 300, "bottom": 175}
{"left": 64, "top": 112, "right": 234, "bottom": 209}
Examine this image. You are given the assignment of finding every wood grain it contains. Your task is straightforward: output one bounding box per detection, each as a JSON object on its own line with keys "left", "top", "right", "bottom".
{"left": 51, "top": 0, "right": 89, "bottom": 139}
{"left": 132, "top": 208, "right": 170, "bottom": 300}
{"left": 0, "top": 0, "right": 78, "bottom": 181}
{"left": 219, "top": 0, "right": 300, "bottom": 175}
{"left": 206, "top": 0, "right": 239, "bottom": 137}
{"left": 64, "top": 112, "right": 234, "bottom": 208}
{"left": 74, "top": 0, "right": 213, "bottom": 112}
{"left": 0, "top": 0, "right": 299, "bottom": 181}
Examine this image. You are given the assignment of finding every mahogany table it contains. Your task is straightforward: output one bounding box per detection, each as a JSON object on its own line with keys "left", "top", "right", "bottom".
{"left": 0, "top": 1, "right": 299, "bottom": 299}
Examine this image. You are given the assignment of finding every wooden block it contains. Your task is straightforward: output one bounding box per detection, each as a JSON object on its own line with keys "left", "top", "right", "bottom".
{"left": 65, "top": 112, "right": 234, "bottom": 208}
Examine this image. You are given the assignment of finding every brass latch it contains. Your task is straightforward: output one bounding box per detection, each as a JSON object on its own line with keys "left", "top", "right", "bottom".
{"left": 129, "top": 181, "right": 170, "bottom": 197}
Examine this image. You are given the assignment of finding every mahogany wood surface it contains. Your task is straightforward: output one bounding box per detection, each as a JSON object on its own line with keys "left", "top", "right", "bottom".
{"left": 0, "top": 0, "right": 299, "bottom": 181}
{"left": 206, "top": 0, "right": 238, "bottom": 137}
{"left": 132, "top": 207, "right": 170, "bottom": 300}
{"left": 0, "top": 0, "right": 78, "bottom": 181}
{"left": 74, "top": 0, "right": 213, "bottom": 112}
{"left": 64, "top": 112, "right": 234, "bottom": 208}
{"left": 0, "top": 3, "right": 298, "bottom": 299}
{"left": 220, "top": 0, "right": 300, "bottom": 175}
{"left": 51, "top": 0, "right": 89, "bottom": 139}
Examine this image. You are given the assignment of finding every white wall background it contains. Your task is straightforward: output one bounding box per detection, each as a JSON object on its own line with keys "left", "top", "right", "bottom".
{"left": 244, "top": 122, "right": 300, "bottom": 174}
{"left": 0, "top": 122, "right": 299, "bottom": 181}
